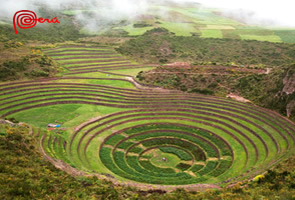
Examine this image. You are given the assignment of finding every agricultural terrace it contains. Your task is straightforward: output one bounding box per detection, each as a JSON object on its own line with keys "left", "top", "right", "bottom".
{"left": 1, "top": 44, "right": 295, "bottom": 190}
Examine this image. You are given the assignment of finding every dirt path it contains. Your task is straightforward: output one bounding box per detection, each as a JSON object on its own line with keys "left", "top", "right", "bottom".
{"left": 54, "top": 56, "right": 121, "bottom": 61}
{"left": 125, "top": 77, "right": 173, "bottom": 93}
{"left": 50, "top": 53, "right": 117, "bottom": 56}
{"left": 61, "top": 59, "right": 128, "bottom": 65}
{"left": 226, "top": 93, "right": 251, "bottom": 103}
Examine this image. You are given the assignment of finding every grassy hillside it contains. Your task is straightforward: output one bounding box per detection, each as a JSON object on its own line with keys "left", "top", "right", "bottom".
{"left": 0, "top": 41, "right": 62, "bottom": 81}
{"left": 62, "top": 3, "right": 295, "bottom": 43}
{"left": 236, "top": 64, "right": 295, "bottom": 121}
{"left": 136, "top": 64, "right": 295, "bottom": 121}
{"left": 0, "top": 124, "right": 134, "bottom": 200}
{"left": 118, "top": 29, "right": 295, "bottom": 121}
{"left": 117, "top": 28, "right": 295, "bottom": 66}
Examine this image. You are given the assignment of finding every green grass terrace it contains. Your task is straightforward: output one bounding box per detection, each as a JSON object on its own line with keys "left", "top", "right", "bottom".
{"left": 1, "top": 44, "right": 295, "bottom": 190}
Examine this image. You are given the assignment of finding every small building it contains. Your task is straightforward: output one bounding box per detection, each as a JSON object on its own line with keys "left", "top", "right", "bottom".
{"left": 166, "top": 62, "right": 191, "bottom": 68}
{"left": 47, "top": 123, "right": 60, "bottom": 128}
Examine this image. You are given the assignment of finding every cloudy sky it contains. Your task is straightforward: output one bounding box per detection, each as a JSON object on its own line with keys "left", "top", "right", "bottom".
{"left": 196, "top": 0, "right": 295, "bottom": 27}
{"left": 1, "top": 0, "right": 295, "bottom": 27}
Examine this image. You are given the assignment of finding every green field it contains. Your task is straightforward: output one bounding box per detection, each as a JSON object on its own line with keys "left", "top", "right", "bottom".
{"left": 1, "top": 44, "right": 295, "bottom": 190}
{"left": 63, "top": 4, "right": 295, "bottom": 43}
{"left": 200, "top": 29, "right": 223, "bottom": 38}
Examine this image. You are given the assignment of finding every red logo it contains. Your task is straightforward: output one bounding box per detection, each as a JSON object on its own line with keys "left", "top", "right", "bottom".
{"left": 13, "top": 10, "right": 60, "bottom": 34}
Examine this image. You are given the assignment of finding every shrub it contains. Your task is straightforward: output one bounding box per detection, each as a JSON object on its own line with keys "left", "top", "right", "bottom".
{"left": 198, "top": 161, "right": 218, "bottom": 175}
{"left": 176, "top": 163, "right": 191, "bottom": 171}
{"left": 189, "top": 88, "right": 214, "bottom": 95}
{"left": 159, "top": 146, "right": 192, "bottom": 161}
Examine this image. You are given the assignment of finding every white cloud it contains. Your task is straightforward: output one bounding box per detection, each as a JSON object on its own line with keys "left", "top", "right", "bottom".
{"left": 0, "top": 0, "right": 295, "bottom": 28}
{"left": 195, "top": 0, "right": 295, "bottom": 27}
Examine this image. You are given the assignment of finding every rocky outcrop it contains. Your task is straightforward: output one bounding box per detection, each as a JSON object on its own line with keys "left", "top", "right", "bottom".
{"left": 281, "top": 66, "right": 295, "bottom": 118}
{"left": 283, "top": 67, "right": 295, "bottom": 95}
{"left": 287, "top": 100, "right": 295, "bottom": 118}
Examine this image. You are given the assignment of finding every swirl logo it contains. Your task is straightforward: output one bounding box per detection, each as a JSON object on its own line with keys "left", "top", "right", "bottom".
{"left": 13, "top": 10, "right": 60, "bottom": 34}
